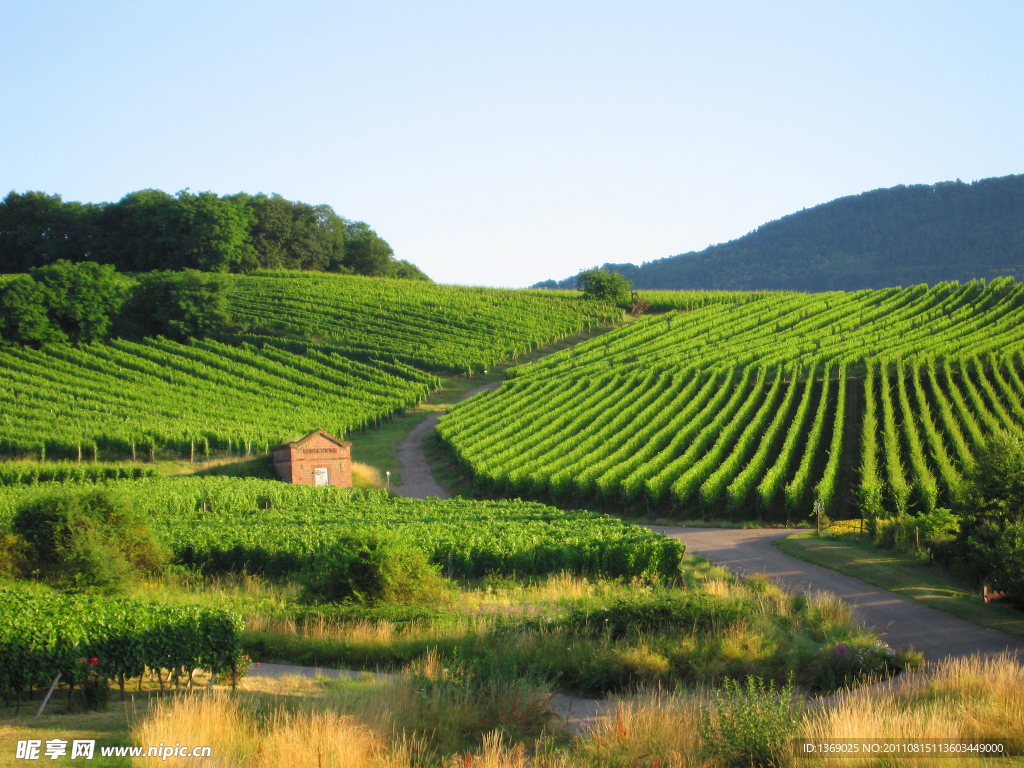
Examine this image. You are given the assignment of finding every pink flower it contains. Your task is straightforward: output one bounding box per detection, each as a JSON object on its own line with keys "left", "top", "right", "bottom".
{"left": 91, "top": 657, "right": 99, "bottom": 665}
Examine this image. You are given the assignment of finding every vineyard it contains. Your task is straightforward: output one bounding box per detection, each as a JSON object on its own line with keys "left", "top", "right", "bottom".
{"left": 0, "top": 587, "right": 242, "bottom": 706}
{"left": 439, "top": 279, "right": 1024, "bottom": 517}
{"left": 0, "top": 478, "right": 684, "bottom": 580}
{"left": 0, "top": 273, "right": 615, "bottom": 460}
{"left": 226, "top": 271, "right": 621, "bottom": 374}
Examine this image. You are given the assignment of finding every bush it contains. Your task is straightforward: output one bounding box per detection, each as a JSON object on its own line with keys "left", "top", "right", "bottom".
{"left": 11, "top": 489, "right": 168, "bottom": 591}
{"left": 0, "top": 532, "right": 28, "bottom": 579}
{"left": 954, "top": 431, "right": 1024, "bottom": 600}
{"left": 75, "top": 657, "right": 109, "bottom": 711}
{"left": 803, "top": 639, "right": 917, "bottom": 693}
{"left": 576, "top": 267, "right": 631, "bottom": 304}
{"left": 699, "top": 675, "right": 800, "bottom": 768}
{"left": 302, "top": 534, "right": 449, "bottom": 605}
{"left": 563, "top": 589, "right": 752, "bottom": 638}
{"left": 873, "top": 509, "right": 958, "bottom": 555}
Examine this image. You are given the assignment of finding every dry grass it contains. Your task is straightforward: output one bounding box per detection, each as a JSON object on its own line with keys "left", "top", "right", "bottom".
{"left": 133, "top": 691, "right": 426, "bottom": 767}
{"left": 352, "top": 461, "right": 385, "bottom": 489}
{"left": 130, "top": 654, "right": 1024, "bottom": 766}
{"left": 802, "top": 653, "right": 1024, "bottom": 767}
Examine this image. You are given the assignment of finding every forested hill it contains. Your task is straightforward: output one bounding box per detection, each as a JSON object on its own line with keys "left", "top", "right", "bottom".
{"left": 536, "top": 174, "right": 1024, "bottom": 292}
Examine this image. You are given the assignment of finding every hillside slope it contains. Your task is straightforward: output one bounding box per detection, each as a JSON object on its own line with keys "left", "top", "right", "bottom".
{"left": 0, "top": 273, "right": 618, "bottom": 459}
{"left": 536, "top": 175, "right": 1024, "bottom": 291}
{"left": 439, "top": 279, "right": 1024, "bottom": 518}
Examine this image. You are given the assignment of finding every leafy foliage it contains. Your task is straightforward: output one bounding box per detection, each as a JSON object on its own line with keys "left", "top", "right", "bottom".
{"left": 119, "top": 269, "right": 232, "bottom": 341}
{"left": 0, "top": 586, "right": 243, "bottom": 704}
{"left": 301, "top": 533, "right": 448, "bottom": 605}
{"left": 11, "top": 488, "right": 168, "bottom": 591}
{"left": 954, "top": 431, "right": 1024, "bottom": 600}
{"left": 576, "top": 267, "right": 632, "bottom": 303}
{"left": 0, "top": 261, "right": 124, "bottom": 346}
{"left": 699, "top": 675, "right": 800, "bottom": 768}
{"left": 0, "top": 479, "right": 687, "bottom": 582}
{"left": 0, "top": 188, "right": 427, "bottom": 278}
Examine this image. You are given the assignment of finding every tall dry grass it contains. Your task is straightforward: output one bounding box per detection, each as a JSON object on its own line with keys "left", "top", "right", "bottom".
{"left": 352, "top": 461, "right": 385, "bottom": 489}
{"left": 132, "top": 654, "right": 1023, "bottom": 766}
{"left": 802, "top": 653, "right": 1024, "bottom": 767}
{"left": 133, "top": 692, "right": 428, "bottom": 767}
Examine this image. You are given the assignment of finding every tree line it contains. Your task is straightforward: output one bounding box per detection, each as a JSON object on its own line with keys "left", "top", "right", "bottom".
{"left": 0, "top": 260, "right": 232, "bottom": 347}
{"left": 0, "top": 189, "right": 428, "bottom": 279}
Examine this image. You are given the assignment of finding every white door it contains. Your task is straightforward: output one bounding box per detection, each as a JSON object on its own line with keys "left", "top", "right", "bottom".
{"left": 314, "top": 467, "right": 329, "bottom": 486}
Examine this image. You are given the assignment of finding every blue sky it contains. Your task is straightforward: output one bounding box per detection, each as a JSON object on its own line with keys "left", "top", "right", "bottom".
{"left": 2, "top": 1, "right": 1022, "bottom": 287}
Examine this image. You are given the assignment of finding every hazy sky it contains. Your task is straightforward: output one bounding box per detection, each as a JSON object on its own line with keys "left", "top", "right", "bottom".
{"left": 2, "top": 2, "right": 1022, "bottom": 287}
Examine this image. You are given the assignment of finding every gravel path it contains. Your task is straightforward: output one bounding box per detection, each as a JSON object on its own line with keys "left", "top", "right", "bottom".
{"left": 248, "top": 662, "right": 610, "bottom": 734}
{"left": 649, "top": 526, "right": 1024, "bottom": 661}
{"left": 393, "top": 382, "right": 500, "bottom": 499}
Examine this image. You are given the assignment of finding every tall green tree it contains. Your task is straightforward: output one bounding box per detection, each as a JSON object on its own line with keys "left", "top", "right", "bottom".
{"left": 120, "top": 269, "right": 232, "bottom": 341}
{"left": 230, "top": 193, "right": 346, "bottom": 271}
{"left": 954, "top": 430, "right": 1024, "bottom": 600}
{"left": 0, "top": 275, "right": 62, "bottom": 346}
{"left": 30, "top": 260, "right": 124, "bottom": 343}
{"left": 576, "top": 267, "right": 632, "bottom": 303}
{"left": 0, "top": 191, "right": 97, "bottom": 271}
{"left": 343, "top": 221, "right": 395, "bottom": 276}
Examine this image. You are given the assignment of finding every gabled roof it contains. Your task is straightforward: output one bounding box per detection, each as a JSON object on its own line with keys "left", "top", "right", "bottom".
{"left": 273, "top": 429, "right": 349, "bottom": 451}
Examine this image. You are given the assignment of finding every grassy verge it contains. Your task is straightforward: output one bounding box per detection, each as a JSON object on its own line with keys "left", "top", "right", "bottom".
{"left": 777, "top": 531, "right": 1024, "bottom": 640}
{"left": 128, "top": 555, "right": 917, "bottom": 699}
{"left": 28, "top": 653, "right": 1023, "bottom": 767}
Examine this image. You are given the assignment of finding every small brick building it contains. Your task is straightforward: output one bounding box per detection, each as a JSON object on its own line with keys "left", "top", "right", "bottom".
{"left": 273, "top": 429, "right": 353, "bottom": 488}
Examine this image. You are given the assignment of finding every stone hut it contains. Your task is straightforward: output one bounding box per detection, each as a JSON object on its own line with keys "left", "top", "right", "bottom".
{"left": 272, "top": 429, "right": 353, "bottom": 487}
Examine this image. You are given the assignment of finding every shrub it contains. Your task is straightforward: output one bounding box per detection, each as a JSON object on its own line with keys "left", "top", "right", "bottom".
{"left": 302, "top": 533, "right": 449, "bottom": 605}
{"left": 11, "top": 488, "right": 168, "bottom": 591}
{"left": 953, "top": 431, "right": 1024, "bottom": 600}
{"left": 563, "top": 589, "right": 752, "bottom": 638}
{"left": 75, "top": 657, "right": 109, "bottom": 711}
{"left": 0, "top": 532, "right": 28, "bottom": 578}
{"left": 576, "top": 267, "right": 632, "bottom": 304}
{"left": 699, "top": 675, "right": 800, "bottom": 768}
{"left": 803, "top": 639, "right": 921, "bottom": 693}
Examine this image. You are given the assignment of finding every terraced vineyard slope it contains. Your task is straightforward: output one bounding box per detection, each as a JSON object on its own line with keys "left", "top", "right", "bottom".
{"left": 227, "top": 272, "right": 622, "bottom": 374}
{"left": 439, "top": 279, "right": 1024, "bottom": 518}
{"left": 0, "top": 273, "right": 616, "bottom": 460}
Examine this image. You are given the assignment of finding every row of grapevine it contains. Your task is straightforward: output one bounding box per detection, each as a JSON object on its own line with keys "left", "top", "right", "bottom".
{"left": 228, "top": 272, "right": 621, "bottom": 375}
{"left": 0, "top": 587, "right": 242, "bottom": 702}
{"left": 0, "top": 461, "right": 156, "bottom": 486}
{"left": 510, "top": 278, "right": 1024, "bottom": 381}
{"left": 0, "top": 479, "right": 685, "bottom": 581}
{"left": 813, "top": 365, "right": 847, "bottom": 512}
{"left": 441, "top": 279, "right": 1024, "bottom": 519}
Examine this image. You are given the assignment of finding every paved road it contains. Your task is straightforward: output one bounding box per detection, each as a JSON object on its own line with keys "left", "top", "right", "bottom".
{"left": 393, "top": 382, "right": 500, "bottom": 499}
{"left": 650, "top": 526, "right": 1024, "bottom": 662}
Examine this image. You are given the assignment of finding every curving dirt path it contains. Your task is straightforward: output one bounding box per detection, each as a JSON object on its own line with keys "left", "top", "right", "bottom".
{"left": 649, "top": 526, "right": 1024, "bottom": 661}
{"left": 248, "top": 662, "right": 610, "bottom": 734}
{"left": 393, "top": 382, "right": 501, "bottom": 499}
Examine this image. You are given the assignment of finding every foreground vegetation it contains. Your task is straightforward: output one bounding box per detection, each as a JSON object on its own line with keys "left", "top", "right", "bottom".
{"left": 778, "top": 530, "right": 1024, "bottom": 640}
{"left": 0, "top": 481, "right": 684, "bottom": 582}
{"left": 3, "top": 652, "right": 1017, "bottom": 766}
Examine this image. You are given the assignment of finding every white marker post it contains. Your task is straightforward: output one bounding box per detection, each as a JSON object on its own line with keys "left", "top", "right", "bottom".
{"left": 386, "top": 471, "right": 390, "bottom": 490}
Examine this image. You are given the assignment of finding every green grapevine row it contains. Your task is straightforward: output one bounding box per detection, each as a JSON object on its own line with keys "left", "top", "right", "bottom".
{"left": 0, "top": 586, "right": 242, "bottom": 703}
{"left": 0, "top": 479, "right": 685, "bottom": 581}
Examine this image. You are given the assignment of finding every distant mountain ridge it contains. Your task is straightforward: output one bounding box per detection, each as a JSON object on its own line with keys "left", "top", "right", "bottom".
{"left": 534, "top": 174, "right": 1024, "bottom": 292}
